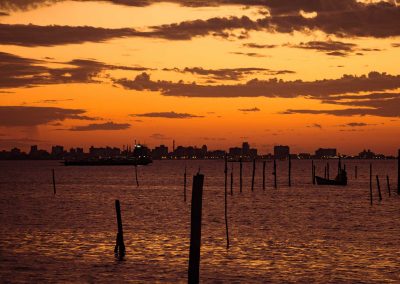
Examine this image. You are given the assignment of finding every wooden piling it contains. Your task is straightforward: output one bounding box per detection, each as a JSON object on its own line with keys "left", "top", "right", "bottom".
{"left": 224, "top": 157, "right": 230, "bottom": 249}
{"left": 135, "top": 165, "right": 139, "bottom": 187}
{"left": 376, "top": 175, "right": 382, "bottom": 201}
{"left": 188, "top": 174, "right": 204, "bottom": 284}
{"left": 324, "top": 166, "right": 327, "bottom": 179}
{"left": 52, "top": 169, "right": 56, "bottom": 195}
{"left": 288, "top": 155, "right": 291, "bottom": 187}
{"left": 184, "top": 167, "right": 187, "bottom": 202}
{"left": 239, "top": 158, "right": 243, "bottom": 193}
{"left": 273, "top": 159, "right": 277, "bottom": 189}
{"left": 251, "top": 159, "right": 256, "bottom": 191}
{"left": 262, "top": 160, "right": 266, "bottom": 190}
{"left": 369, "top": 164, "right": 373, "bottom": 206}
{"left": 114, "top": 200, "right": 126, "bottom": 257}
{"left": 386, "top": 175, "right": 391, "bottom": 196}
{"left": 355, "top": 165, "right": 358, "bottom": 179}
{"left": 230, "top": 164, "right": 233, "bottom": 196}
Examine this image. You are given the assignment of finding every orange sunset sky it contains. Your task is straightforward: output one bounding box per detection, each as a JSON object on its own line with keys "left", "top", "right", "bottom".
{"left": 0, "top": 0, "right": 399, "bottom": 154}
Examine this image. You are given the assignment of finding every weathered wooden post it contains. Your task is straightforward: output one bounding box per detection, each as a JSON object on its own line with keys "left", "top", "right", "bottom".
{"left": 134, "top": 165, "right": 139, "bottom": 187}
{"left": 369, "top": 164, "right": 373, "bottom": 206}
{"left": 262, "top": 160, "right": 266, "bottom": 190}
{"left": 376, "top": 175, "right": 382, "bottom": 201}
{"left": 230, "top": 164, "right": 233, "bottom": 196}
{"left": 398, "top": 149, "right": 400, "bottom": 195}
{"left": 288, "top": 155, "right": 292, "bottom": 187}
{"left": 273, "top": 159, "right": 277, "bottom": 189}
{"left": 52, "top": 169, "right": 56, "bottom": 195}
{"left": 224, "top": 156, "right": 230, "bottom": 249}
{"left": 386, "top": 175, "right": 391, "bottom": 196}
{"left": 355, "top": 165, "right": 358, "bottom": 179}
{"left": 251, "top": 159, "right": 256, "bottom": 191}
{"left": 324, "top": 166, "right": 327, "bottom": 179}
{"left": 188, "top": 174, "right": 204, "bottom": 284}
{"left": 114, "top": 200, "right": 126, "bottom": 257}
{"left": 239, "top": 158, "right": 243, "bottom": 193}
{"left": 184, "top": 167, "right": 187, "bottom": 202}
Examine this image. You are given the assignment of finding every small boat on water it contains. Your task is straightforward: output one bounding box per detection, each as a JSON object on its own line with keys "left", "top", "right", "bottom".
{"left": 315, "top": 158, "right": 348, "bottom": 186}
{"left": 63, "top": 156, "right": 152, "bottom": 166}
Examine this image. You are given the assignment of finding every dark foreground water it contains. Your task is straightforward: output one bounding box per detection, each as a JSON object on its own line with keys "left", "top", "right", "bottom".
{"left": 0, "top": 160, "right": 399, "bottom": 283}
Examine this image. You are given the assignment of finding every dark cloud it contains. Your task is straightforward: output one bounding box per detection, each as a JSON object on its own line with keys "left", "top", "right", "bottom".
{"left": 230, "top": 52, "right": 267, "bottom": 57}
{"left": 342, "top": 122, "right": 374, "bottom": 127}
{"left": 115, "top": 72, "right": 400, "bottom": 99}
{"left": 243, "top": 43, "right": 277, "bottom": 49}
{"left": 238, "top": 107, "right": 260, "bottom": 112}
{"left": 290, "top": 40, "right": 356, "bottom": 56}
{"left": 307, "top": 123, "right": 322, "bottom": 128}
{"left": 0, "top": 106, "right": 95, "bottom": 127}
{"left": 150, "top": 133, "right": 170, "bottom": 140}
{"left": 0, "top": 52, "right": 149, "bottom": 88}
{"left": 163, "top": 67, "right": 294, "bottom": 80}
{"left": 2, "top": 1, "right": 399, "bottom": 48}
{"left": 68, "top": 122, "right": 130, "bottom": 131}
{"left": 392, "top": 43, "right": 400, "bottom": 48}
{"left": 0, "top": 11, "right": 9, "bottom": 16}
{"left": 0, "top": 23, "right": 140, "bottom": 47}
{"left": 131, "top": 111, "right": 204, "bottom": 118}
{"left": 282, "top": 93, "right": 400, "bottom": 118}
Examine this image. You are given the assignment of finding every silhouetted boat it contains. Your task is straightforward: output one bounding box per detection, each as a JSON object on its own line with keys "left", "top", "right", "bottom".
{"left": 315, "top": 174, "right": 347, "bottom": 186}
{"left": 63, "top": 157, "right": 152, "bottom": 166}
{"left": 316, "top": 157, "right": 347, "bottom": 186}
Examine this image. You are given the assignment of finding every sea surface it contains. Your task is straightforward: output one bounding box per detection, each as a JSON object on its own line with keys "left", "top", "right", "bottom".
{"left": 0, "top": 160, "right": 399, "bottom": 283}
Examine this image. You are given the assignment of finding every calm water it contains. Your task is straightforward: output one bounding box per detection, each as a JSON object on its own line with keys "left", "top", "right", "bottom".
{"left": 0, "top": 160, "right": 399, "bottom": 283}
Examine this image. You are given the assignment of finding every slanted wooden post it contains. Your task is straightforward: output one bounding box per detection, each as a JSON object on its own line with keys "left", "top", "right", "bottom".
{"left": 251, "top": 159, "right": 256, "bottom": 191}
{"left": 184, "top": 167, "right": 187, "bottom": 202}
{"left": 262, "top": 160, "right": 266, "bottom": 190}
{"left": 273, "top": 159, "right": 277, "bottom": 189}
{"left": 398, "top": 149, "right": 400, "bottom": 195}
{"left": 239, "top": 158, "right": 243, "bottom": 193}
{"left": 376, "top": 175, "right": 382, "bottom": 201}
{"left": 188, "top": 174, "right": 204, "bottom": 284}
{"left": 288, "top": 155, "right": 292, "bottom": 187}
{"left": 224, "top": 157, "right": 230, "bottom": 249}
{"left": 52, "top": 169, "right": 56, "bottom": 195}
{"left": 134, "top": 165, "right": 139, "bottom": 187}
{"left": 230, "top": 164, "right": 233, "bottom": 196}
{"left": 114, "top": 200, "right": 126, "bottom": 257}
{"left": 355, "top": 165, "right": 358, "bottom": 179}
{"left": 386, "top": 175, "right": 391, "bottom": 196}
{"left": 369, "top": 164, "right": 373, "bottom": 206}
{"left": 324, "top": 166, "right": 327, "bottom": 179}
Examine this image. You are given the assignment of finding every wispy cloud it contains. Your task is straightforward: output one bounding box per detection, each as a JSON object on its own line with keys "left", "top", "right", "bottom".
{"left": 131, "top": 111, "right": 204, "bottom": 119}
{"left": 67, "top": 122, "right": 130, "bottom": 131}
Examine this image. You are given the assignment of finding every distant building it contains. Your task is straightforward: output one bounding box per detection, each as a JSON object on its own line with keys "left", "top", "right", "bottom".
{"left": 315, "top": 148, "right": 337, "bottom": 159}
{"left": 242, "top": 142, "right": 250, "bottom": 156}
{"left": 229, "top": 147, "right": 242, "bottom": 158}
{"left": 152, "top": 145, "right": 168, "bottom": 159}
{"left": 30, "top": 145, "right": 38, "bottom": 155}
{"left": 274, "top": 145, "right": 290, "bottom": 159}
{"left": 249, "top": 148, "right": 258, "bottom": 158}
{"left": 358, "top": 149, "right": 375, "bottom": 159}
{"left": 51, "top": 145, "right": 64, "bottom": 158}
